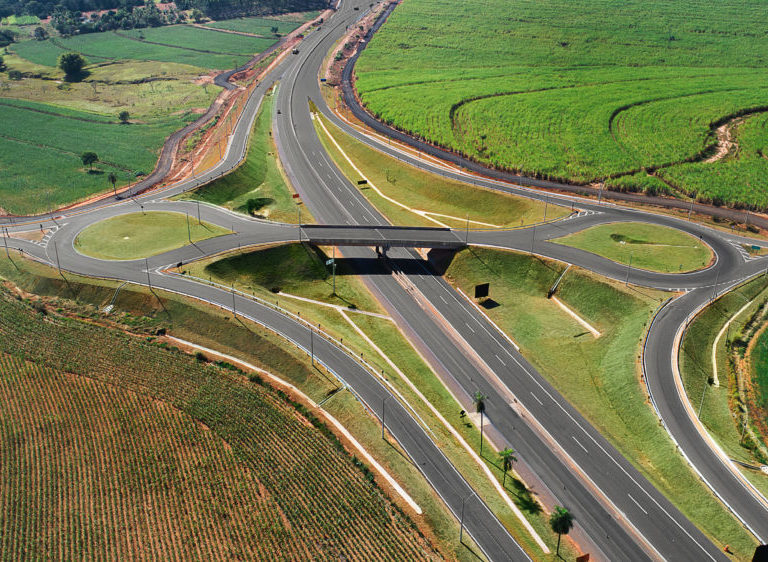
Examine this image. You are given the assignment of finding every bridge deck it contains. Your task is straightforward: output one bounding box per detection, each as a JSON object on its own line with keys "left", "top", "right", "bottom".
{"left": 301, "top": 225, "right": 466, "bottom": 249}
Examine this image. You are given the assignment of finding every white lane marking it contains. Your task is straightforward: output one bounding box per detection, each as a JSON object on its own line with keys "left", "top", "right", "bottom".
{"left": 439, "top": 295, "right": 448, "bottom": 304}
{"left": 572, "top": 435, "right": 588, "bottom": 453}
{"left": 465, "top": 322, "right": 475, "bottom": 333}
{"left": 628, "top": 493, "right": 648, "bottom": 516}
{"left": 530, "top": 392, "right": 543, "bottom": 406}
{"left": 495, "top": 354, "right": 506, "bottom": 366}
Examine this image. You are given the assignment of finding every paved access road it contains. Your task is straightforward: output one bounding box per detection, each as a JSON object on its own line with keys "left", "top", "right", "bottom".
{"left": 2, "top": 0, "right": 768, "bottom": 560}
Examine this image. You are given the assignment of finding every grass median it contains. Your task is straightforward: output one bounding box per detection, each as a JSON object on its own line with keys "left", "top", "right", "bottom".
{"left": 553, "top": 221, "right": 713, "bottom": 272}
{"left": 74, "top": 211, "right": 232, "bottom": 260}
{"left": 444, "top": 246, "right": 758, "bottom": 558}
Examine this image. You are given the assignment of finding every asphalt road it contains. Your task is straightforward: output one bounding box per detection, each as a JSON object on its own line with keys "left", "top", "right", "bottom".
{"left": 2, "top": 0, "right": 768, "bottom": 560}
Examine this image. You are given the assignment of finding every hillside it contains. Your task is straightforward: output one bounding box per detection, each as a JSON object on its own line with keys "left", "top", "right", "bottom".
{"left": 0, "top": 287, "right": 440, "bottom": 560}
{"left": 355, "top": 0, "right": 768, "bottom": 209}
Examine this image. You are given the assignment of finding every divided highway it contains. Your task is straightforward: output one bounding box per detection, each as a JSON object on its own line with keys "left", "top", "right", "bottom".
{"left": 1, "top": 0, "right": 767, "bottom": 560}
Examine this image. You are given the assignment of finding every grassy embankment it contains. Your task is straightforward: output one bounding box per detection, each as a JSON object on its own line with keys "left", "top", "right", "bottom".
{"left": 444, "top": 247, "right": 759, "bottom": 559}
{"left": 181, "top": 241, "right": 585, "bottom": 560}
{"left": 680, "top": 275, "right": 768, "bottom": 499}
{"left": 554, "top": 222, "right": 713, "bottom": 272}
{"left": 73, "top": 211, "right": 232, "bottom": 260}
{"left": 179, "top": 90, "right": 303, "bottom": 222}
{"left": 312, "top": 111, "right": 566, "bottom": 228}
{"left": 0, "top": 284, "right": 440, "bottom": 559}
{"left": 355, "top": 0, "right": 768, "bottom": 208}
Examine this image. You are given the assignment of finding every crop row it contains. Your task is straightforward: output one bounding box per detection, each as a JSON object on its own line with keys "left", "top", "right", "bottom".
{"left": 0, "top": 290, "right": 439, "bottom": 560}
{"left": 355, "top": 0, "right": 768, "bottom": 208}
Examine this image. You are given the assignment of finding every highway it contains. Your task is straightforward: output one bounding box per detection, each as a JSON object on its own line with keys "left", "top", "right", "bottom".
{"left": 2, "top": 0, "right": 768, "bottom": 560}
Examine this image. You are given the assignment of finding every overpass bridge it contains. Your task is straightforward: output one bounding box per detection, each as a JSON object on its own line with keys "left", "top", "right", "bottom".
{"left": 299, "top": 225, "right": 467, "bottom": 255}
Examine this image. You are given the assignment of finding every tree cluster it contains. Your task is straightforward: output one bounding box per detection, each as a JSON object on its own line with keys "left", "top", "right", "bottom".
{"left": 50, "top": 3, "right": 186, "bottom": 36}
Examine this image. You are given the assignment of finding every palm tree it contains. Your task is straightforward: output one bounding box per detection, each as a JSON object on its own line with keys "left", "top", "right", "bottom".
{"left": 499, "top": 447, "right": 517, "bottom": 487}
{"left": 549, "top": 505, "right": 574, "bottom": 557}
{"left": 108, "top": 172, "right": 117, "bottom": 195}
{"left": 474, "top": 391, "right": 487, "bottom": 454}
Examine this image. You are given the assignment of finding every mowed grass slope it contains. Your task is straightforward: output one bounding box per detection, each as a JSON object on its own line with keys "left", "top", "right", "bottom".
{"left": 0, "top": 287, "right": 440, "bottom": 560}
{"left": 554, "top": 222, "right": 713, "bottom": 272}
{"left": 182, "top": 92, "right": 303, "bottom": 222}
{"left": 356, "top": 0, "right": 768, "bottom": 208}
{"left": 444, "top": 248, "right": 758, "bottom": 558}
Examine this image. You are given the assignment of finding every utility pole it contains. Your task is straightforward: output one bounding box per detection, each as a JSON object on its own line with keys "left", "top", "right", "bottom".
{"left": 698, "top": 380, "right": 708, "bottom": 418}
{"left": 145, "top": 258, "right": 151, "bottom": 289}
{"left": 197, "top": 200, "right": 201, "bottom": 224}
{"left": 2, "top": 227, "right": 8, "bottom": 258}
{"left": 232, "top": 285, "right": 236, "bottom": 317}
{"left": 543, "top": 196, "right": 548, "bottom": 221}
{"left": 459, "top": 494, "right": 468, "bottom": 543}
{"left": 186, "top": 212, "right": 191, "bottom": 243}
{"left": 381, "top": 395, "right": 388, "bottom": 439}
{"left": 598, "top": 182, "right": 604, "bottom": 205}
{"left": 688, "top": 198, "right": 694, "bottom": 221}
{"left": 298, "top": 205, "right": 302, "bottom": 242}
{"left": 53, "top": 240, "right": 61, "bottom": 274}
{"left": 310, "top": 326, "right": 314, "bottom": 366}
{"left": 332, "top": 246, "right": 336, "bottom": 295}
{"left": 530, "top": 223, "right": 536, "bottom": 255}
{"left": 465, "top": 213, "right": 470, "bottom": 244}
{"left": 625, "top": 253, "right": 633, "bottom": 286}
{"left": 711, "top": 266, "right": 721, "bottom": 302}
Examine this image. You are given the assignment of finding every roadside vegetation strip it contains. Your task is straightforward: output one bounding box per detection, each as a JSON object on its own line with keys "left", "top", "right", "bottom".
{"left": 553, "top": 222, "right": 713, "bottom": 273}
{"left": 712, "top": 298, "right": 755, "bottom": 387}
{"left": 312, "top": 109, "right": 561, "bottom": 228}
{"left": 0, "top": 287, "right": 439, "bottom": 560}
{"left": 444, "top": 247, "right": 758, "bottom": 558}
{"left": 180, "top": 91, "right": 305, "bottom": 223}
{"left": 73, "top": 211, "right": 232, "bottom": 261}
{"left": 354, "top": 0, "right": 768, "bottom": 209}
{"left": 681, "top": 275, "right": 768, "bottom": 500}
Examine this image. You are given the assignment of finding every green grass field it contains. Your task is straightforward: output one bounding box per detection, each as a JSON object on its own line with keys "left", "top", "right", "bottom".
{"left": 356, "top": 0, "right": 768, "bottom": 208}
{"left": 74, "top": 211, "right": 231, "bottom": 260}
{"left": 752, "top": 328, "right": 768, "bottom": 420}
{"left": 181, "top": 91, "right": 303, "bottom": 222}
{"left": 12, "top": 25, "right": 275, "bottom": 69}
{"left": 204, "top": 15, "right": 306, "bottom": 36}
{"left": 0, "top": 285, "right": 439, "bottom": 559}
{"left": 444, "top": 247, "right": 758, "bottom": 558}
{"left": 313, "top": 111, "right": 565, "bottom": 228}
{"left": 0, "top": 99, "right": 197, "bottom": 214}
{"left": 554, "top": 222, "right": 713, "bottom": 272}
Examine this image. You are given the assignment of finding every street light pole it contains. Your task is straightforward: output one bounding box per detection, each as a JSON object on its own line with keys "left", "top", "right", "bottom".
{"left": 530, "top": 223, "right": 536, "bottom": 255}
{"left": 381, "top": 395, "right": 389, "bottom": 439}
{"left": 186, "top": 212, "right": 191, "bottom": 243}
{"left": 625, "top": 253, "right": 633, "bottom": 286}
{"left": 2, "top": 228, "right": 8, "bottom": 258}
{"left": 145, "top": 258, "right": 151, "bottom": 290}
{"left": 459, "top": 494, "right": 468, "bottom": 543}
{"left": 310, "top": 326, "right": 314, "bottom": 366}
{"left": 332, "top": 246, "right": 336, "bottom": 295}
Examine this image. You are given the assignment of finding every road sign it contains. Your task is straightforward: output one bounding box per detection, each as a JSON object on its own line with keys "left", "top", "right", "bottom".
{"left": 357, "top": 179, "right": 368, "bottom": 185}
{"left": 326, "top": 259, "right": 335, "bottom": 266}
{"left": 474, "top": 283, "right": 490, "bottom": 299}
{"left": 752, "top": 245, "right": 761, "bottom": 251}
{"left": 292, "top": 193, "right": 300, "bottom": 199}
